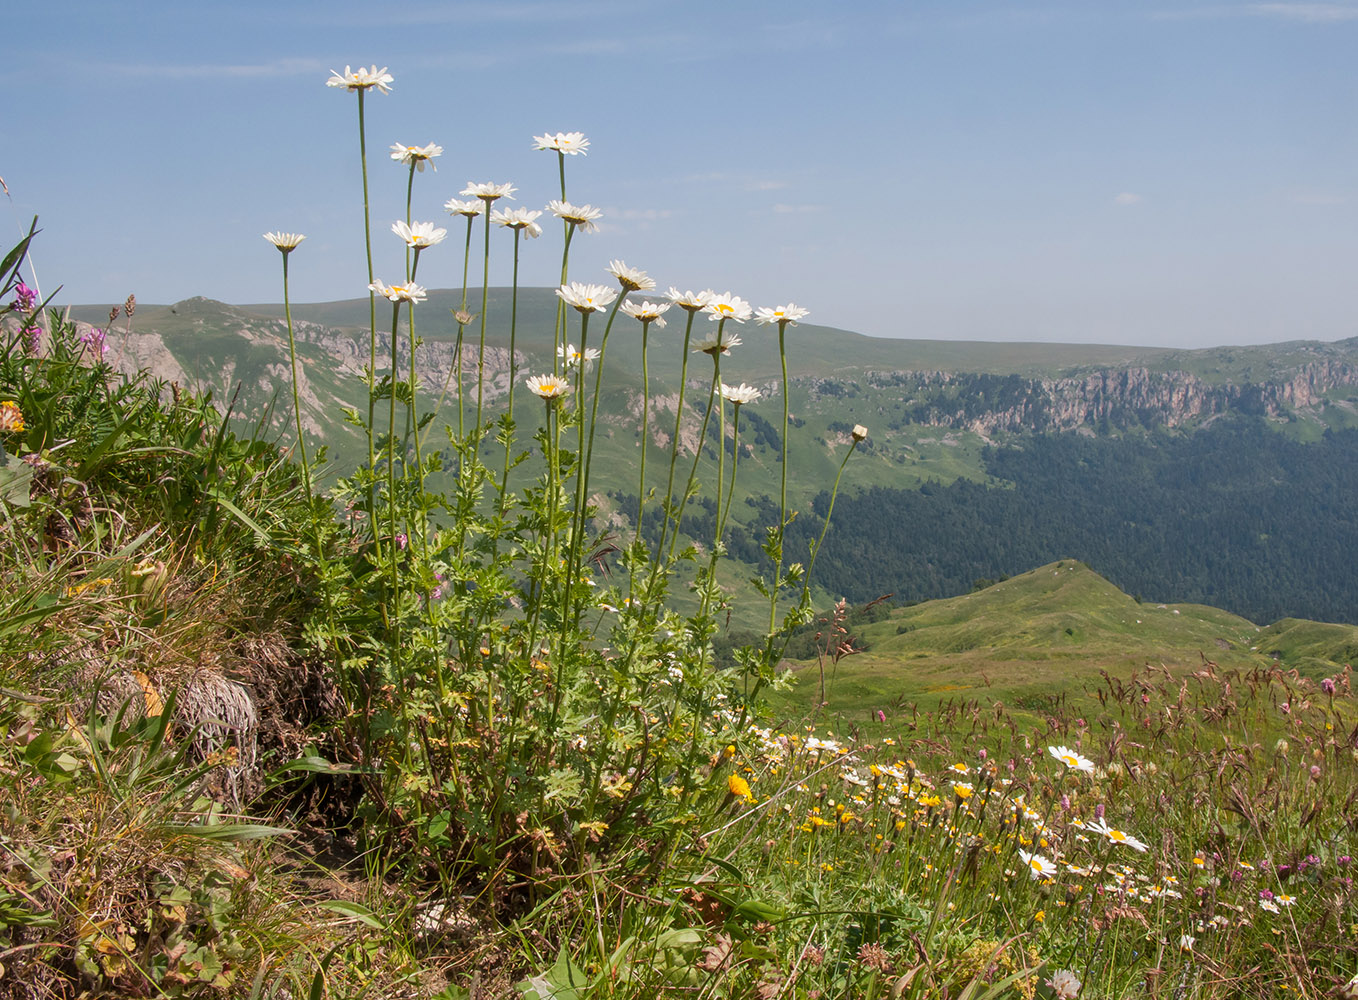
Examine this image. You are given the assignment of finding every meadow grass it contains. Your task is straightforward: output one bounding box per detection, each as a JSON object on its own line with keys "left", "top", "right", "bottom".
{"left": 0, "top": 69, "right": 1355, "bottom": 1000}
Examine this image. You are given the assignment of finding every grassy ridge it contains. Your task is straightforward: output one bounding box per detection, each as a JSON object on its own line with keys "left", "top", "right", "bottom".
{"left": 767, "top": 561, "right": 1357, "bottom": 731}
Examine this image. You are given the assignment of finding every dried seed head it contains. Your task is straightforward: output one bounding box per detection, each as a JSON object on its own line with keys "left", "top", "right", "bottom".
{"left": 856, "top": 943, "right": 891, "bottom": 971}
{"left": 109, "top": 305, "right": 120, "bottom": 325}
{"left": 124, "top": 294, "right": 136, "bottom": 317}
{"left": 454, "top": 310, "right": 475, "bottom": 326}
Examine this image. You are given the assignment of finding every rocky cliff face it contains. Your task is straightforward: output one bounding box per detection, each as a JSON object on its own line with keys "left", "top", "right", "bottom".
{"left": 87, "top": 300, "right": 521, "bottom": 438}
{"left": 858, "top": 361, "right": 1358, "bottom": 435}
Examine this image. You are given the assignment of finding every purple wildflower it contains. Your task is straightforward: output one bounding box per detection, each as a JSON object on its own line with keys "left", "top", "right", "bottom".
{"left": 79, "top": 326, "right": 107, "bottom": 359}
{"left": 21, "top": 324, "right": 41, "bottom": 353}
{"left": 12, "top": 281, "right": 37, "bottom": 312}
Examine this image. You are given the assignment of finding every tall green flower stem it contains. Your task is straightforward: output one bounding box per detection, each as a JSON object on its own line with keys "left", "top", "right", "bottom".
{"left": 569, "top": 293, "right": 627, "bottom": 626}
{"left": 719, "top": 398, "right": 744, "bottom": 543}
{"left": 406, "top": 249, "right": 427, "bottom": 551}
{"left": 355, "top": 88, "right": 381, "bottom": 554}
{"left": 770, "top": 318, "right": 792, "bottom": 635}
{"left": 628, "top": 316, "right": 656, "bottom": 604}
{"left": 385, "top": 297, "right": 406, "bottom": 675}
{"left": 474, "top": 203, "right": 495, "bottom": 435}
{"left": 277, "top": 247, "right": 312, "bottom": 504}
{"left": 713, "top": 370, "right": 727, "bottom": 551}
{"left": 553, "top": 225, "right": 577, "bottom": 376}
{"left": 552, "top": 155, "right": 570, "bottom": 374}
{"left": 795, "top": 435, "right": 861, "bottom": 619}
{"left": 665, "top": 338, "right": 725, "bottom": 569}
{"left": 558, "top": 308, "right": 594, "bottom": 647}
{"left": 645, "top": 306, "right": 699, "bottom": 591}
{"left": 431, "top": 211, "right": 479, "bottom": 441}
{"left": 401, "top": 165, "right": 417, "bottom": 441}
{"left": 526, "top": 393, "right": 564, "bottom": 663}
{"left": 496, "top": 228, "right": 524, "bottom": 516}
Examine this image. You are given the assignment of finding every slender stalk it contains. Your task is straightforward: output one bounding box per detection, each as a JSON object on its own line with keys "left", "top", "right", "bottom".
{"left": 357, "top": 89, "right": 379, "bottom": 552}
{"left": 404, "top": 166, "right": 415, "bottom": 270}
{"left": 714, "top": 359, "right": 727, "bottom": 550}
{"left": 560, "top": 310, "right": 593, "bottom": 634}
{"left": 571, "top": 294, "right": 627, "bottom": 624}
{"left": 796, "top": 438, "right": 860, "bottom": 614}
{"left": 402, "top": 165, "right": 417, "bottom": 444}
{"left": 771, "top": 320, "right": 791, "bottom": 634}
{"left": 496, "top": 229, "right": 523, "bottom": 517}
{"left": 475, "top": 203, "right": 493, "bottom": 433}
{"left": 280, "top": 252, "right": 311, "bottom": 500}
{"left": 553, "top": 226, "right": 576, "bottom": 376}
{"left": 553, "top": 150, "right": 570, "bottom": 375}
{"left": 407, "top": 249, "right": 426, "bottom": 549}
{"left": 633, "top": 318, "right": 653, "bottom": 575}
{"left": 651, "top": 307, "right": 698, "bottom": 568}
{"left": 431, "top": 215, "right": 476, "bottom": 439}
{"left": 665, "top": 350, "right": 721, "bottom": 569}
{"left": 385, "top": 299, "right": 404, "bottom": 673}
{"left": 526, "top": 398, "right": 561, "bottom": 661}
{"left": 719, "top": 401, "right": 743, "bottom": 543}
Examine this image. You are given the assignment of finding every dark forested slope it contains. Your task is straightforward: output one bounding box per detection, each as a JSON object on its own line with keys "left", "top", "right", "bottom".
{"left": 784, "top": 418, "right": 1358, "bottom": 624}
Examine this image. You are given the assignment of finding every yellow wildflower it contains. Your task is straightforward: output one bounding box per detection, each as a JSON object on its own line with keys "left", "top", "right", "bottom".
{"left": 0, "top": 401, "right": 23, "bottom": 433}
{"left": 727, "top": 774, "right": 753, "bottom": 802}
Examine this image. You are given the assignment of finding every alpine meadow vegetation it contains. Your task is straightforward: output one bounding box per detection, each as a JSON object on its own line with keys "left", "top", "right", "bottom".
{"left": 0, "top": 65, "right": 1355, "bottom": 1000}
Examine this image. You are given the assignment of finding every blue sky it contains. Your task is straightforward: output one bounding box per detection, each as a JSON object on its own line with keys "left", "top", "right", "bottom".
{"left": 7, "top": 0, "right": 1356, "bottom": 346}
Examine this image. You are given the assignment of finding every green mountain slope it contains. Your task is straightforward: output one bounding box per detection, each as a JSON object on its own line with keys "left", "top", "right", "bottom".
{"left": 67, "top": 291, "right": 1358, "bottom": 626}
{"left": 765, "top": 561, "right": 1355, "bottom": 728}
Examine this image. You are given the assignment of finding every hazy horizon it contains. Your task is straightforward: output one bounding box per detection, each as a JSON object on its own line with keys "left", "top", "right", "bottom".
{"left": 9, "top": 0, "right": 1358, "bottom": 349}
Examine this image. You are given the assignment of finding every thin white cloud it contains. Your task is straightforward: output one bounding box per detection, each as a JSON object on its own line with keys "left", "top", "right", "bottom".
{"left": 1151, "top": 1, "right": 1358, "bottom": 20}
{"left": 1113, "top": 192, "right": 1143, "bottom": 206}
{"left": 613, "top": 208, "right": 676, "bottom": 221}
{"left": 1287, "top": 189, "right": 1350, "bottom": 205}
{"left": 1248, "top": 2, "right": 1358, "bottom": 21}
{"left": 772, "top": 203, "right": 827, "bottom": 214}
{"left": 95, "top": 57, "right": 325, "bottom": 79}
{"left": 748, "top": 179, "right": 790, "bottom": 192}
{"left": 294, "top": 1, "right": 638, "bottom": 27}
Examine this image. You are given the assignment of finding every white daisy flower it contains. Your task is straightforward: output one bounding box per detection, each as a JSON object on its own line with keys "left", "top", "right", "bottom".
{"left": 704, "top": 292, "right": 753, "bottom": 323}
{"left": 755, "top": 303, "right": 809, "bottom": 326}
{"left": 558, "top": 343, "right": 601, "bottom": 367}
{"left": 556, "top": 281, "right": 617, "bottom": 314}
{"left": 605, "top": 260, "right": 655, "bottom": 292}
{"left": 263, "top": 232, "right": 305, "bottom": 252}
{"left": 1088, "top": 819, "right": 1149, "bottom": 852}
{"left": 389, "top": 142, "right": 442, "bottom": 171}
{"left": 326, "top": 65, "right": 393, "bottom": 94}
{"left": 368, "top": 280, "right": 427, "bottom": 304}
{"left": 391, "top": 220, "right": 447, "bottom": 249}
{"left": 532, "top": 131, "right": 590, "bottom": 155}
{"left": 621, "top": 300, "right": 670, "bottom": 327}
{"left": 492, "top": 207, "right": 544, "bottom": 238}
{"left": 666, "top": 287, "right": 715, "bottom": 313}
{"left": 692, "top": 328, "right": 742, "bottom": 356}
{"left": 1048, "top": 745, "right": 1096, "bottom": 774}
{"left": 720, "top": 382, "right": 761, "bottom": 406}
{"left": 549, "top": 200, "right": 603, "bottom": 233}
{"left": 1018, "top": 849, "right": 1058, "bottom": 881}
{"left": 526, "top": 374, "right": 572, "bottom": 400}
{"left": 462, "top": 181, "right": 516, "bottom": 202}
{"left": 444, "top": 198, "right": 484, "bottom": 218}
